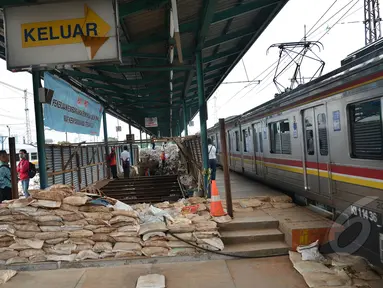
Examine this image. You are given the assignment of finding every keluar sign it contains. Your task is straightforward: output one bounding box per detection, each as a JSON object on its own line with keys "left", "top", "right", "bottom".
{"left": 43, "top": 72, "right": 103, "bottom": 136}
{"left": 4, "top": 0, "right": 120, "bottom": 70}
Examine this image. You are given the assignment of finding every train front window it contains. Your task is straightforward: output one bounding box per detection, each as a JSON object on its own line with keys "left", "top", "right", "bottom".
{"left": 349, "top": 99, "right": 383, "bottom": 159}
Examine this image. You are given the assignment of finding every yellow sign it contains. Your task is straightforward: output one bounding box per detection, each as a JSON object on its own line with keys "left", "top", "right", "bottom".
{"left": 21, "top": 4, "right": 111, "bottom": 59}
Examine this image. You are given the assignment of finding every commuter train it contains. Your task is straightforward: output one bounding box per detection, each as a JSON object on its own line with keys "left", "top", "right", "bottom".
{"left": 208, "top": 40, "right": 383, "bottom": 267}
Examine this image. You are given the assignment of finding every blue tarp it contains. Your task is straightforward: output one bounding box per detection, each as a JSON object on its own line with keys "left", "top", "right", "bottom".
{"left": 43, "top": 72, "right": 103, "bottom": 136}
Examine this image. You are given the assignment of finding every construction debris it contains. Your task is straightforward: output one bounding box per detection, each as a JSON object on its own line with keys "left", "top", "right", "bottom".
{"left": 0, "top": 185, "right": 225, "bottom": 265}
{"left": 138, "top": 145, "right": 180, "bottom": 176}
{"left": 136, "top": 274, "right": 165, "bottom": 288}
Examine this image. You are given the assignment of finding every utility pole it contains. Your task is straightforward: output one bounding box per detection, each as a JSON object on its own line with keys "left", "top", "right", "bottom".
{"left": 364, "top": 0, "right": 382, "bottom": 45}
{"left": 24, "top": 89, "right": 32, "bottom": 144}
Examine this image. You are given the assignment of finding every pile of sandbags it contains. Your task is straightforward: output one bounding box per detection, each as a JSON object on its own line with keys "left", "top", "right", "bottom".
{"left": 0, "top": 189, "right": 226, "bottom": 265}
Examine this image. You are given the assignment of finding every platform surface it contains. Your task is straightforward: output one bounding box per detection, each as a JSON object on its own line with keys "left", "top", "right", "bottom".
{"left": 3, "top": 257, "right": 308, "bottom": 288}
{"left": 216, "top": 169, "right": 283, "bottom": 199}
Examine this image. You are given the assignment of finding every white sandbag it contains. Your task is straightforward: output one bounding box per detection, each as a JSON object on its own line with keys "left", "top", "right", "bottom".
{"left": 54, "top": 209, "right": 76, "bottom": 216}
{"left": 113, "top": 201, "right": 134, "bottom": 212}
{"left": 41, "top": 225, "right": 82, "bottom": 232}
{"left": 166, "top": 233, "right": 194, "bottom": 242}
{"left": 93, "top": 242, "right": 113, "bottom": 253}
{"left": 212, "top": 215, "right": 232, "bottom": 224}
{"left": 76, "top": 250, "right": 99, "bottom": 261}
{"left": 193, "top": 231, "right": 220, "bottom": 239}
{"left": 114, "top": 251, "right": 142, "bottom": 258}
{"left": 63, "top": 196, "right": 90, "bottom": 206}
{"left": 13, "top": 223, "right": 40, "bottom": 232}
{"left": 92, "top": 233, "right": 115, "bottom": 243}
{"left": 36, "top": 232, "right": 68, "bottom": 240}
{"left": 167, "top": 241, "right": 194, "bottom": 249}
{"left": 46, "top": 254, "right": 76, "bottom": 262}
{"left": 7, "top": 198, "right": 34, "bottom": 208}
{"left": 0, "top": 235, "right": 13, "bottom": 243}
{"left": 112, "top": 236, "right": 141, "bottom": 243}
{"left": 38, "top": 221, "right": 63, "bottom": 226}
{"left": 0, "top": 270, "right": 17, "bottom": 284}
{"left": 118, "top": 225, "right": 140, "bottom": 233}
{"left": 15, "top": 238, "right": 44, "bottom": 249}
{"left": 0, "top": 214, "right": 29, "bottom": 221}
{"left": 60, "top": 204, "right": 80, "bottom": 212}
{"left": 143, "top": 232, "right": 166, "bottom": 242}
{"left": 54, "top": 243, "right": 77, "bottom": 253}
{"left": 45, "top": 238, "right": 68, "bottom": 245}
{"left": 99, "top": 252, "right": 115, "bottom": 259}
{"left": 139, "top": 222, "right": 167, "bottom": 236}
{"left": 168, "top": 248, "right": 196, "bottom": 256}
{"left": 142, "top": 240, "right": 168, "bottom": 248}
{"left": 8, "top": 243, "right": 30, "bottom": 251}
{"left": 297, "top": 240, "right": 325, "bottom": 262}
{"left": 302, "top": 270, "right": 351, "bottom": 288}
{"left": 68, "top": 230, "right": 93, "bottom": 238}
{"left": 167, "top": 222, "right": 195, "bottom": 233}
{"left": 29, "top": 255, "right": 47, "bottom": 263}
{"left": 44, "top": 247, "right": 71, "bottom": 256}
{"left": 31, "top": 200, "right": 61, "bottom": 208}
{"left": 92, "top": 227, "right": 116, "bottom": 234}
{"left": 197, "top": 238, "right": 224, "bottom": 251}
{"left": 0, "top": 250, "right": 19, "bottom": 260}
{"left": 65, "top": 238, "right": 95, "bottom": 245}
{"left": 65, "top": 219, "right": 88, "bottom": 226}
{"left": 136, "top": 274, "right": 165, "bottom": 288}
{"left": 113, "top": 242, "right": 141, "bottom": 252}
{"left": 110, "top": 231, "right": 138, "bottom": 238}
{"left": 13, "top": 231, "right": 39, "bottom": 239}
{"left": 84, "top": 225, "right": 104, "bottom": 231}
{"left": 29, "top": 190, "right": 68, "bottom": 201}
{"left": 79, "top": 205, "right": 112, "bottom": 213}
{"left": 73, "top": 244, "right": 93, "bottom": 253}
{"left": 6, "top": 257, "right": 28, "bottom": 264}
{"left": 0, "top": 224, "right": 15, "bottom": 234}
{"left": 112, "top": 210, "right": 138, "bottom": 218}
{"left": 19, "top": 249, "right": 45, "bottom": 258}
{"left": 61, "top": 213, "right": 84, "bottom": 222}
{"left": 0, "top": 208, "right": 11, "bottom": 216}
{"left": 195, "top": 221, "right": 217, "bottom": 231}
{"left": 141, "top": 247, "right": 169, "bottom": 257}
{"left": 82, "top": 212, "right": 112, "bottom": 221}
{"left": 34, "top": 215, "right": 63, "bottom": 222}
{"left": 109, "top": 215, "right": 137, "bottom": 225}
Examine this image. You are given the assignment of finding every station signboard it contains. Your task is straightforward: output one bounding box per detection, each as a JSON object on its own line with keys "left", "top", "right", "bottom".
{"left": 145, "top": 117, "right": 158, "bottom": 128}
{"left": 4, "top": 0, "right": 120, "bottom": 70}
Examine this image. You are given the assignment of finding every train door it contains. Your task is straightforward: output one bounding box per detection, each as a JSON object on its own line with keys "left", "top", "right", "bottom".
{"left": 303, "top": 106, "right": 330, "bottom": 197}
{"left": 257, "top": 122, "right": 264, "bottom": 177}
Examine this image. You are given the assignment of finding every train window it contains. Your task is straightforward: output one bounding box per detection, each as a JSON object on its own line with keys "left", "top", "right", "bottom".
{"left": 235, "top": 131, "right": 239, "bottom": 151}
{"left": 259, "top": 132, "right": 263, "bottom": 153}
{"left": 31, "top": 153, "right": 38, "bottom": 161}
{"left": 269, "top": 120, "right": 291, "bottom": 154}
{"left": 317, "top": 113, "right": 328, "bottom": 156}
{"left": 215, "top": 133, "right": 219, "bottom": 153}
{"left": 349, "top": 99, "right": 383, "bottom": 159}
{"left": 305, "top": 116, "right": 315, "bottom": 155}
{"left": 242, "top": 129, "right": 248, "bottom": 152}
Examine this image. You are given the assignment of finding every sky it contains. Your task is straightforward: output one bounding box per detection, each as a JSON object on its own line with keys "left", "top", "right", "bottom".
{"left": 0, "top": 0, "right": 372, "bottom": 144}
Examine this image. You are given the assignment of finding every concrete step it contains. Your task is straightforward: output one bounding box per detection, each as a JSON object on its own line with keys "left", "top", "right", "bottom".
{"left": 221, "top": 228, "right": 284, "bottom": 245}
{"left": 218, "top": 215, "right": 279, "bottom": 231}
{"left": 223, "top": 241, "right": 289, "bottom": 258}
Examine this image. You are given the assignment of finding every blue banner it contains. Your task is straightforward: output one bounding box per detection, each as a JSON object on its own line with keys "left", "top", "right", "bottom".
{"left": 43, "top": 72, "right": 103, "bottom": 136}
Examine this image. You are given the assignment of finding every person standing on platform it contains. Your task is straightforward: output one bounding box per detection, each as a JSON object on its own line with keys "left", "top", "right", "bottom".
{"left": 151, "top": 136, "right": 156, "bottom": 150}
{"left": 17, "top": 149, "right": 30, "bottom": 197}
{"left": 120, "top": 145, "right": 130, "bottom": 178}
{"left": 208, "top": 138, "right": 217, "bottom": 197}
{"left": 108, "top": 148, "right": 118, "bottom": 179}
{"left": 0, "top": 150, "right": 12, "bottom": 203}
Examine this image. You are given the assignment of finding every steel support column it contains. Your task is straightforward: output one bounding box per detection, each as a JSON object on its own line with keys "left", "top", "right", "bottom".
{"left": 129, "top": 124, "right": 133, "bottom": 165}
{"left": 196, "top": 51, "right": 209, "bottom": 196}
{"left": 183, "top": 100, "right": 188, "bottom": 136}
{"left": 102, "top": 110, "right": 109, "bottom": 155}
{"left": 32, "top": 71, "right": 48, "bottom": 189}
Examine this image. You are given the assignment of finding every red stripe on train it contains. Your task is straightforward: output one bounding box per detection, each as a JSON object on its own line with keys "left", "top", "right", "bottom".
{"left": 226, "top": 153, "right": 383, "bottom": 181}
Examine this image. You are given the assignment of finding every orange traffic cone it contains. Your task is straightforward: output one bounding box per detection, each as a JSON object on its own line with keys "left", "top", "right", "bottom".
{"left": 210, "top": 180, "right": 226, "bottom": 217}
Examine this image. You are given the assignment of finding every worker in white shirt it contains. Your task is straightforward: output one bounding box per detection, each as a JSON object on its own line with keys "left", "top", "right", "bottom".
{"left": 120, "top": 145, "right": 130, "bottom": 178}
{"left": 208, "top": 138, "right": 217, "bottom": 197}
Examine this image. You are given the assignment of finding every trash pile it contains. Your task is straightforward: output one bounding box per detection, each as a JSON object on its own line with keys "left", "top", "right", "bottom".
{"left": 0, "top": 185, "right": 227, "bottom": 265}
{"left": 138, "top": 144, "right": 180, "bottom": 176}
{"left": 289, "top": 240, "right": 382, "bottom": 288}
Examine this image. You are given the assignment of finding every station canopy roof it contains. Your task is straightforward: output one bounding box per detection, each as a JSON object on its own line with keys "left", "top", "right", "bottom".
{"left": 0, "top": 0, "right": 288, "bottom": 136}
